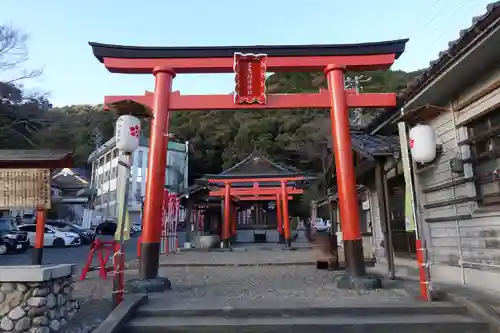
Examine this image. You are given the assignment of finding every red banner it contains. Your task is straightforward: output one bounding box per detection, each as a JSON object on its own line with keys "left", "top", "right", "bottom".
{"left": 233, "top": 53, "right": 267, "bottom": 104}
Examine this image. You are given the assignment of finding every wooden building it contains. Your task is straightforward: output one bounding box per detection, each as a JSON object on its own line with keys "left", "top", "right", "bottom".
{"left": 373, "top": 2, "right": 500, "bottom": 292}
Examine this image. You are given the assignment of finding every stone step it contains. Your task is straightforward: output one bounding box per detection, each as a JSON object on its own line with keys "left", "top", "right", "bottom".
{"left": 124, "top": 314, "right": 489, "bottom": 333}
{"left": 135, "top": 302, "right": 468, "bottom": 318}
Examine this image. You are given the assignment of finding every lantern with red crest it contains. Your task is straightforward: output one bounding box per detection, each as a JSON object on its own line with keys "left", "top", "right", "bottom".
{"left": 115, "top": 115, "right": 141, "bottom": 153}
{"left": 409, "top": 124, "right": 436, "bottom": 164}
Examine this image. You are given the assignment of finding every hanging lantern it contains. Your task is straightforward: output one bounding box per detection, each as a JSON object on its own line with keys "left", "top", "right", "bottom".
{"left": 115, "top": 115, "right": 141, "bottom": 153}
{"left": 409, "top": 124, "right": 436, "bottom": 163}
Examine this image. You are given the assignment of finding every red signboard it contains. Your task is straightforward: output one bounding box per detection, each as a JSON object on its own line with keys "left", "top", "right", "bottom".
{"left": 233, "top": 53, "right": 267, "bottom": 104}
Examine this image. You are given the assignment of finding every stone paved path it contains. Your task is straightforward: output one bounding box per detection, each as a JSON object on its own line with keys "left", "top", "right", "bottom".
{"left": 64, "top": 249, "right": 405, "bottom": 332}
{"left": 155, "top": 265, "right": 413, "bottom": 308}
{"left": 126, "top": 245, "right": 373, "bottom": 269}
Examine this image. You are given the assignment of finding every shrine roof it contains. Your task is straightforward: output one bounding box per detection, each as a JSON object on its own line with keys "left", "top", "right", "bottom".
{"left": 0, "top": 150, "right": 73, "bottom": 169}
{"left": 89, "top": 39, "right": 409, "bottom": 62}
{"left": 51, "top": 168, "right": 89, "bottom": 190}
{"left": 204, "top": 153, "right": 306, "bottom": 180}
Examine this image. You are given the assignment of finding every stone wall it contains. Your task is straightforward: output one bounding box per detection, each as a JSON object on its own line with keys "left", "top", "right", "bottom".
{"left": 0, "top": 265, "right": 79, "bottom": 333}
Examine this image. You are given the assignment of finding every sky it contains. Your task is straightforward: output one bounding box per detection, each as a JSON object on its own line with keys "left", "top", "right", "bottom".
{"left": 0, "top": 0, "right": 494, "bottom": 106}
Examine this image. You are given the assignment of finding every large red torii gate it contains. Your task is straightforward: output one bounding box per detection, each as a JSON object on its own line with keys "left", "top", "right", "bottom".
{"left": 89, "top": 39, "right": 408, "bottom": 286}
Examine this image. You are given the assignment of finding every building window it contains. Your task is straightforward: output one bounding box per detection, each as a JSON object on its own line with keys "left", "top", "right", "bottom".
{"left": 133, "top": 188, "right": 141, "bottom": 203}
{"left": 467, "top": 110, "right": 500, "bottom": 207}
{"left": 137, "top": 151, "right": 143, "bottom": 168}
{"left": 111, "top": 166, "right": 117, "bottom": 179}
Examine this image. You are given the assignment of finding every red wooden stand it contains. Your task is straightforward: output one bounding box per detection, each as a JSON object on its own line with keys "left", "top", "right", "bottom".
{"left": 80, "top": 238, "right": 116, "bottom": 281}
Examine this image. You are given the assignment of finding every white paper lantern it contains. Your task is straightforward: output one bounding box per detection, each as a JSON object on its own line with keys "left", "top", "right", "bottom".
{"left": 115, "top": 115, "right": 141, "bottom": 153}
{"left": 409, "top": 124, "right": 436, "bottom": 163}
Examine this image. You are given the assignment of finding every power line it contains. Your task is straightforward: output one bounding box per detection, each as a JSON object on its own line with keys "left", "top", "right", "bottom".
{"left": 410, "top": 1, "right": 457, "bottom": 40}
{"left": 426, "top": 1, "right": 476, "bottom": 50}
{"left": 397, "top": 0, "right": 443, "bottom": 39}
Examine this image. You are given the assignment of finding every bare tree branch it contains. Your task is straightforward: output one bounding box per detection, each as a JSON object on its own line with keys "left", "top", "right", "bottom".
{"left": 0, "top": 24, "right": 41, "bottom": 83}
{"left": 7, "top": 126, "right": 39, "bottom": 148}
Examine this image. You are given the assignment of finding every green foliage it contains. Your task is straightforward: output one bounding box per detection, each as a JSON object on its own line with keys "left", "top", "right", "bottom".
{"left": 0, "top": 83, "right": 116, "bottom": 169}
{"left": 33, "top": 104, "right": 116, "bottom": 167}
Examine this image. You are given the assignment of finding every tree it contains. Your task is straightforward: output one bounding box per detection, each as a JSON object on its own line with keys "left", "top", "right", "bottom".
{"left": 34, "top": 104, "right": 116, "bottom": 168}
{"left": 0, "top": 25, "right": 41, "bottom": 83}
{"left": 0, "top": 25, "right": 47, "bottom": 149}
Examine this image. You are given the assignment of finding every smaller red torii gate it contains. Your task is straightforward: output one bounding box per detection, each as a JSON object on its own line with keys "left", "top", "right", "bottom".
{"left": 204, "top": 154, "right": 309, "bottom": 247}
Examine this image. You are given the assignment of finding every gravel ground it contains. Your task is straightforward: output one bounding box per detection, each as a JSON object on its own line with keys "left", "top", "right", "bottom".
{"left": 61, "top": 264, "right": 414, "bottom": 332}
{"left": 159, "top": 266, "right": 413, "bottom": 308}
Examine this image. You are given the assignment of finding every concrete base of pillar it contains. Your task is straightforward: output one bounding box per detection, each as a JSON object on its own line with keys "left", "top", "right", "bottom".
{"left": 125, "top": 277, "right": 172, "bottom": 294}
{"left": 221, "top": 239, "right": 230, "bottom": 248}
{"left": 334, "top": 273, "right": 382, "bottom": 290}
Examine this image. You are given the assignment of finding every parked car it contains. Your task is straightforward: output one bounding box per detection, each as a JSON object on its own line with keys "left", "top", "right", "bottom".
{"left": 95, "top": 220, "right": 117, "bottom": 236}
{"left": 131, "top": 223, "right": 142, "bottom": 234}
{"left": 46, "top": 220, "right": 95, "bottom": 245}
{"left": 17, "top": 224, "right": 81, "bottom": 248}
{"left": 0, "top": 217, "right": 29, "bottom": 255}
{"left": 313, "top": 218, "right": 329, "bottom": 232}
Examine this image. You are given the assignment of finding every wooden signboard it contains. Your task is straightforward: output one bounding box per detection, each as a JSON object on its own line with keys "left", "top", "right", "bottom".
{"left": 0, "top": 169, "right": 51, "bottom": 209}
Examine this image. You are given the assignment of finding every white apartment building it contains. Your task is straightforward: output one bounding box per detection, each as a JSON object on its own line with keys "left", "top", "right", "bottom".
{"left": 88, "top": 137, "right": 189, "bottom": 224}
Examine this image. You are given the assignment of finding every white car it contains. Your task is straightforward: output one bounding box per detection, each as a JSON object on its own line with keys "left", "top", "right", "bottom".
{"left": 131, "top": 223, "right": 142, "bottom": 233}
{"left": 313, "top": 218, "right": 329, "bottom": 232}
{"left": 17, "top": 224, "right": 81, "bottom": 248}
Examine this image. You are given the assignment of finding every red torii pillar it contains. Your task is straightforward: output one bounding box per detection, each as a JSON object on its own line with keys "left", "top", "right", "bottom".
{"left": 280, "top": 181, "right": 291, "bottom": 247}
{"left": 276, "top": 193, "right": 284, "bottom": 244}
{"left": 231, "top": 205, "right": 237, "bottom": 238}
{"left": 139, "top": 67, "right": 175, "bottom": 280}
{"left": 222, "top": 182, "right": 232, "bottom": 248}
{"left": 326, "top": 64, "right": 366, "bottom": 277}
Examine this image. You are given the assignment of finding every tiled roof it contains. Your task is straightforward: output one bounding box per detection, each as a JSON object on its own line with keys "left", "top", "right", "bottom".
{"left": 327, "top": 131, "right": 399, "bottom": 158}
{"left": 351, "top": 133, "right": 400, "bottom": 157}
{"left": 215, "top": 153, "right": 303, "bottom": 177}
{"left": 399, "top": 1, "right": 500, "bottom": 103}
{"left": 366, "top": 2, "right": 500, "bottom": 134}
{"left": 0, "top": 150, "right": 71, "bottom": 162}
